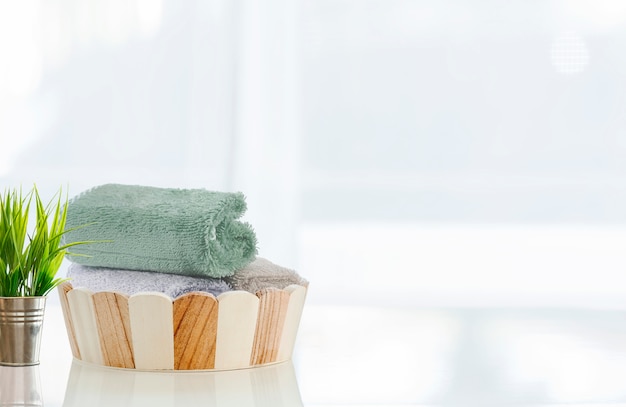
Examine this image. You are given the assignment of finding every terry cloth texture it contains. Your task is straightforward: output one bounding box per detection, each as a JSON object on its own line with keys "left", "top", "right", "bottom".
{"left": 226, "top": 257, "right": 308, "bottom": 294}
{"left": 67, "top": 263, "right": 231, "bottom": 298}
{"left": 63, "top": 184, "right": 257, "bottom": 278}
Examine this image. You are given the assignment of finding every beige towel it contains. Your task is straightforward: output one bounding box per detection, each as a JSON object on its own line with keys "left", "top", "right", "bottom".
{"left": 226, "top": 257, "right": 308, "bottom": 293}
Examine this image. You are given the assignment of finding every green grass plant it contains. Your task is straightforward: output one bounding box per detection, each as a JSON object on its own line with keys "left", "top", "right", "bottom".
{"left": 0, "top": 186, "right": 90, "bottom": 297}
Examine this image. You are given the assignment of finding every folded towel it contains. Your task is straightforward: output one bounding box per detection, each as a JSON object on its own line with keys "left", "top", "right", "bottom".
{"left": 63, "top": 184, "right": 258, "bottom": 278}
{"left": 226, "top": 257, "right": 308, "bottom": 294}
{"left": 67, "top": 263, "right": 231, "bottom": 298}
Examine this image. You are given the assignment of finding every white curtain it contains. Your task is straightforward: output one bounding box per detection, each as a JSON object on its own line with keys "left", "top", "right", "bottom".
{"left": 229, "top": 0, "right": 301, "bottom": 266}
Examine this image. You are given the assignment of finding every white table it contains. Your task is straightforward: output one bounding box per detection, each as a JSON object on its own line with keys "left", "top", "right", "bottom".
{"left": 3, "top": 302, "right": 626, "bottom": 406}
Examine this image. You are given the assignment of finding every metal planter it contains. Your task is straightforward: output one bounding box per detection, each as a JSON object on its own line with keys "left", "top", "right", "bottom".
{"left": 0, "top": 298, "right": 46, "bottom": 366}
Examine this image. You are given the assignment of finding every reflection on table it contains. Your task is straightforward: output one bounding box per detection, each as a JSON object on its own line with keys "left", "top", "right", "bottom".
{"left": 0, "top": 365, "right": 43, "bottom": 406}
{"left": 32, "top": 304, "right": 626, "bottom": 405}
{"left": 62, "top": 359, "right": 302, "bottom": 407}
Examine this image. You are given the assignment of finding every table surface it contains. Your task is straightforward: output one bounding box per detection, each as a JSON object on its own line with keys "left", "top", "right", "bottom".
{"left": 3, "top": 302, "right": 626, "bottom": 406}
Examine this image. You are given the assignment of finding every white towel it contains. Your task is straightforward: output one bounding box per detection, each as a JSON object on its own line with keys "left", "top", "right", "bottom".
{"left": 67, "top": 263, "right": 231, "bottom": 298}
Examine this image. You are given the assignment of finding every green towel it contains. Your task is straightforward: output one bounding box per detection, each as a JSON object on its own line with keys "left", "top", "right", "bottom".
{"left": 63, "top": 184, "right": 258, "bottom": 278}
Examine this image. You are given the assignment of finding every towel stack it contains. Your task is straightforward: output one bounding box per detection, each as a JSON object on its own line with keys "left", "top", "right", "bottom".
{"left": 63, "top": 184, "right": 306, "bottom": 298}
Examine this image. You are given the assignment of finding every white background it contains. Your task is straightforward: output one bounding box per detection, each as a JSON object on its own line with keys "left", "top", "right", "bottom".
{"left": 2, "top": 1, "right": 626, "bottom": 308}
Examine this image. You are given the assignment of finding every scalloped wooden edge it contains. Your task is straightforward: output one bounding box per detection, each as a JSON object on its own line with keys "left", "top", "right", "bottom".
{"left": 58, "top": 282, "right": 308, "bottom": 371}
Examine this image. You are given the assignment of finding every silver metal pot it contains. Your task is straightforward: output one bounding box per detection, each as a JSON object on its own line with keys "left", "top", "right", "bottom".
{"left": 0, "top": 297, "right": 46, "bottom": 366}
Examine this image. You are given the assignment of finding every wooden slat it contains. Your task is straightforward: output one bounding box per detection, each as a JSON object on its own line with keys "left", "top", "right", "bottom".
{"left": 63, "top": 361, "right": 102, "bottom": 407}
{"left": 275, "top": 361, "right": 305, "bottom": 406}
{"left": 173, "top": 292, "right": 218, "bottom": 370}
{"left": 214, "top": 366, "right": 255, "bottom": 405}
{"left": 62, "top": 361, "right": 84, "bottom": 407}
{"left": 133, "top": 370, "right": 176, "bottom": 406}
{"left": 129, "top": 292, "right": 175, "bottom": 370}
{"left": 57, "top": 282, "right": 81, "bottom": 359}
{"left": 214, "top": 291, "right": 259, "bottom": 369}
{"left": 277, "top": 285, "right": 308, "bottom": 362}
{"left": 67, "top": 288, "right": 103, "bottom": 365}
{"left": 250, "top": 288, "right": 290, "bottom": 365}
{"left": 92, "top": 292, "right": 135, "bottom": 368}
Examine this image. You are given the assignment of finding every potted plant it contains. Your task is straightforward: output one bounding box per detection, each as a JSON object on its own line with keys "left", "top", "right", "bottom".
{"left": 0, "top": 186, "right": 88, "bottom": 366}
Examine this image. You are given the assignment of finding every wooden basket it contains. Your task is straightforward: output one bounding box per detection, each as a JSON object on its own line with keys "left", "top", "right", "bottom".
{"left": 57, "top": 282, "right": 307, "bottom": 371}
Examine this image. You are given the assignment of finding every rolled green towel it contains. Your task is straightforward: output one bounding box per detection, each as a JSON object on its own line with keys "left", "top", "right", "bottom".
{"left": 63, "top": 184, "right": 258, "bottom": 278}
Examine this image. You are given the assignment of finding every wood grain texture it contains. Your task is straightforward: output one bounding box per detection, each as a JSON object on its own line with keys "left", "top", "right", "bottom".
{"left": 67, "top": 288, "right": 103, "bottom": 365}
{"left": 93, "top": 292, "right": 135, "bottom": 368}
{"left": 214, "top": 291, "right": 259, "bottom": 369}
{"left": 58, "top": 282, "right": 81, "bottom": 359}
{"left": 128, "top": 292, "right": 175, "bottom": 370}
{"left": 173, "top": 292, "right": 218, "bottom": 370}
{"left": 250, "top": 288, "right": 290, "bottom": 365}
{"left": 277, "top": 285, "right": 308, "bottom": 362}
